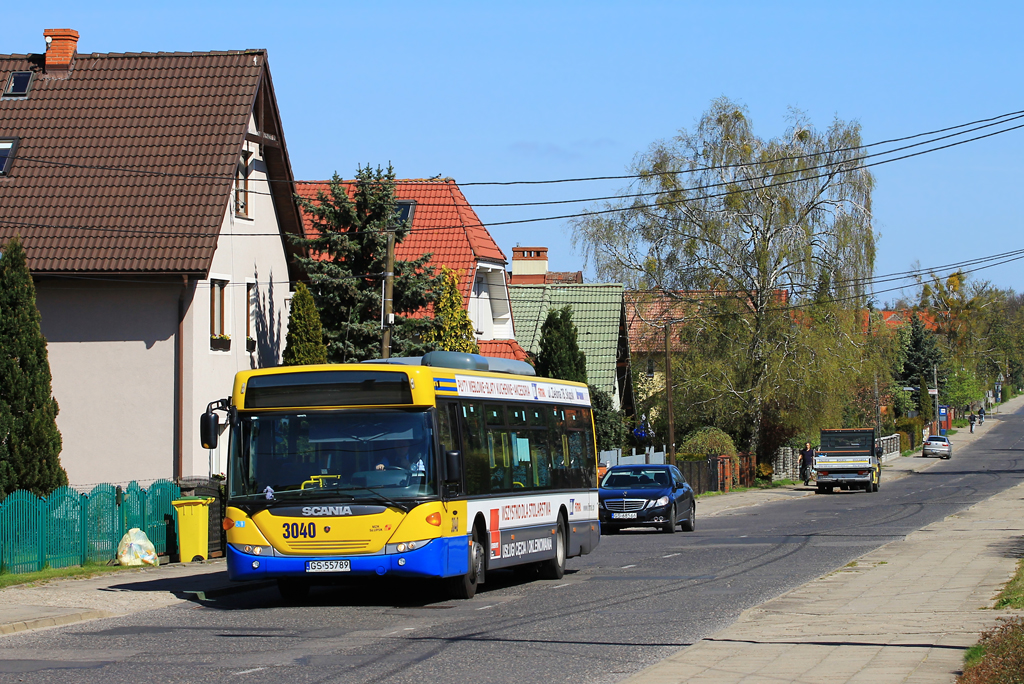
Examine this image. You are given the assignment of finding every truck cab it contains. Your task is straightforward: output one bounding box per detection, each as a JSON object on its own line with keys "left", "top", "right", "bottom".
{"left": 814, "top": 428, "right": 881, "bottom": 494}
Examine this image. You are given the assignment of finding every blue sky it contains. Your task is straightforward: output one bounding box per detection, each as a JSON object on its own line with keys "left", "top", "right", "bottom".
{"left": 12, "top": 1, "right": 1024, "bottom": 297}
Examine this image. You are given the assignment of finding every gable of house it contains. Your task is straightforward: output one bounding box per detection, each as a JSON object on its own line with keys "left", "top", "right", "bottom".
{"left": 0, "top": 47, "right": 304, "bottom": 275}
{"left": 509, "top": 283, "right": 632, "bottom": 411}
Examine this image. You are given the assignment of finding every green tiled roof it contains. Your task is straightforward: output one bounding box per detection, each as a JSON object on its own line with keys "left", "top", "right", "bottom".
{"left": 509, "top": 283, "right": 624, "bottom": 397}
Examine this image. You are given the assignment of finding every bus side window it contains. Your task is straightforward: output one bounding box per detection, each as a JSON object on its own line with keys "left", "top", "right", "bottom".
{"left": 579, "top": 408, "right": 596, "bottom": 488}
{"left": 460, "top": 401, "right": 491, "bottom": 496}
{"left": 437, "top": 402, "right": 460, "bottom": 480}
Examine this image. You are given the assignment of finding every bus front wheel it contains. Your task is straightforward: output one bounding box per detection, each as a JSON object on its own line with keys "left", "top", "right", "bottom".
{"left": 539, "top": 517, "right": 567, "bottom": 580}
{"left": 449, "top": 535, "right": 484, "bottom": 599}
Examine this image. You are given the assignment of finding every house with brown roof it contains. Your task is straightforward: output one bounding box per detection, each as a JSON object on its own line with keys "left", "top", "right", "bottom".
{"left": 297, "top": 178, "right": 528, "bottom": 359}
{"left": 0, "top": 29, "right": 303, "bottom": 486}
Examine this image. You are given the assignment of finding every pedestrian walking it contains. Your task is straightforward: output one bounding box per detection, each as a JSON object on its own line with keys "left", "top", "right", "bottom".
{"left": 979, "top": 406, "right": 986, "bottom": 425}
{"left": 799, "top": 442, "right": 815, "bottom": 486}
{"left": 969, "top": 412, "right": 976, "bottom": 433}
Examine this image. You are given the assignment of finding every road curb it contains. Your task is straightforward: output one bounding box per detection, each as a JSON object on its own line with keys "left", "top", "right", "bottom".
{"left": 0, "top": 609, "right": 116, "bottom": 635}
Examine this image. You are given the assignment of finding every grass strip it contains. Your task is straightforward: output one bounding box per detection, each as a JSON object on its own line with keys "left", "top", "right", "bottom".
{"left": 958, "top": 616, "right": 1024, "bottom": 683}
{"left": 0, "top": 561, "right": 136, "bottom": 590}
{"left": 994, "top": 558, "right": 1024, "bottom": 609}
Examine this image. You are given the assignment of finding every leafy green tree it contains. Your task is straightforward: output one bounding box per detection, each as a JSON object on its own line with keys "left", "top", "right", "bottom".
{"left": 282, "top": 282, "right": 328, "bottom": 366}
{"left": 292, "top": 167, "right": 441, "bottom": 362}
{"left": 536, "top": 306, "right": 587, "bottom": 383}
{"left": 589, "top": 385, "right": 629, "bottom": 452}
{"left": 425, "top": 267, "right": 478, "bottom": 353}
{"left": 0, "top": 236, "right": 67, "bottom": 497}
{"left": 943, "top": 368, "right": 981, "bottom": 409}
{"left": 572, "top": 98, "right": 874, "bottom": 459}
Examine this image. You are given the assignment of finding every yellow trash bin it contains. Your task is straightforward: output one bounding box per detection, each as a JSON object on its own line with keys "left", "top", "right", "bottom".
{"left": 171, "top": 497, "right": 216, "bottom": 562}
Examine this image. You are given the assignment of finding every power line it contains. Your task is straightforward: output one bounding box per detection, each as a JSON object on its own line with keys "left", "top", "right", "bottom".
{"left": 12, "top": 108, "right": 1024, "bottom": 191}
{"left": 6, "top": 120, "right": 1024, "bottom": 240}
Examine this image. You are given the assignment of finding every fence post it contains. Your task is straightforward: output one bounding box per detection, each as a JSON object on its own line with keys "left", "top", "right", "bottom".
{"left": 36, "top": 494, "right": 45, "bottom": 572}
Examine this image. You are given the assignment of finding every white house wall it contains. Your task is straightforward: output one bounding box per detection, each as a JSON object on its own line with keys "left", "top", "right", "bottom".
{"left": 183, "top": 136, "right": 292, "bottom": 479}
{"left": 36, "top": 280, "right": 181, "bottom": 487}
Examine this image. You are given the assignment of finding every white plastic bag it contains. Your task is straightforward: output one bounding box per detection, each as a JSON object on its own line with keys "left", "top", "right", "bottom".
{"left": 117, "top": 527, "right": 159, "bottom": 567}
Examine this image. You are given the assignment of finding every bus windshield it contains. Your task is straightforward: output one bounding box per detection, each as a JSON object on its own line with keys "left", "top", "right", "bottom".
{"left": 228, "top": 410, "right": 436, "bottom": 501}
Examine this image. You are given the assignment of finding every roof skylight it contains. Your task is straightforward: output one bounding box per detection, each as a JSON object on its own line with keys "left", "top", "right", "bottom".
{"left": 0, "top": 138, "right": 19, "bottom": 175}
{"left": 2, "top": 72, "right": 33, "bottom": 99}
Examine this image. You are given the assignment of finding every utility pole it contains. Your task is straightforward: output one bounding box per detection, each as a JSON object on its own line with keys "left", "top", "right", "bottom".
{"left": 665, "top": 321, "right": 675, "bottom": 466}
{"left": 381, "top": 229, "right": 395, "bottom": 359}
{"left": 874, "top": 374, "right": 880, "bottom": 439}
{"left": 933, "top": 364, "right": 940, "bottom": 430}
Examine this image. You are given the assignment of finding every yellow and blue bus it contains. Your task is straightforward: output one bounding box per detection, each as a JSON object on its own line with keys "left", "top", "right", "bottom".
{"left": 200, "top": 351, "right": 600, "bottom": 600}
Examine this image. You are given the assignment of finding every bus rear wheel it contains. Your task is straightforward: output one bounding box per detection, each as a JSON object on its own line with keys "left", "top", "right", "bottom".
{"left": 539, "top": 517, "right": 567, "bottom": 580}
{"left": 449, "top": 535, "right": 484, "bottom": 600}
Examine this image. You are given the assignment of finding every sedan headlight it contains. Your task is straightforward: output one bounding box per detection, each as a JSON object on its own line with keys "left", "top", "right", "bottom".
{"left": 651, "top": 496, "right": 670, "bottom": 508}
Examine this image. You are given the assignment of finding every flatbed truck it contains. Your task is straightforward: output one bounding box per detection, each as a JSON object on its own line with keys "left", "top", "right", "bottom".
{"left": 814, "top": 428, "right": 881, "bottom": 494}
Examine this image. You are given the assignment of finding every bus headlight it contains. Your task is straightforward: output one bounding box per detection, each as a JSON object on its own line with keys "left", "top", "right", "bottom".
{"left": 386, "top": 539, "right": 433, "bottom": 554}
{"left": 230, "top": 543, "right": 272, "bottom": 556}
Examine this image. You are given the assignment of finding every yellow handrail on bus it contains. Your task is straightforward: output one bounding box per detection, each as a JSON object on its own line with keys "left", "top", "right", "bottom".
{"left": 300, "top": 475, "right": 341, "bottom": 490}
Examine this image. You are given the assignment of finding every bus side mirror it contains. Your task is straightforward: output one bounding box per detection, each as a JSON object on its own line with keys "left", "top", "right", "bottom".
{"left": 200, "top": 411, "right": 219, "bottom": 450}
{"left": 445, "top": 450, "right": 462, "bottom": 483}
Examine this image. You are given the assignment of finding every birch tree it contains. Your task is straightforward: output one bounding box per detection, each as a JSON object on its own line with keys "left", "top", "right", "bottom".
{"left": 573, "top": 98, "right": 875, "bottom": 459}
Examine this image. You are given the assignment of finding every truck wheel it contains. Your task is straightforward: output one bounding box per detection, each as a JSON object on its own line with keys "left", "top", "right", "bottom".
{"left": 873, "top": 480, "right": 879, "bottom": 492}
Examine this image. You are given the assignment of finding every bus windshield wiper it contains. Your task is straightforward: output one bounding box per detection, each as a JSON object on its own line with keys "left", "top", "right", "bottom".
{"left": 339, "top": 486, "right": 413, "bottom": 512}
{"left": 270, "top": 489, "right": 357, "bottom": 502}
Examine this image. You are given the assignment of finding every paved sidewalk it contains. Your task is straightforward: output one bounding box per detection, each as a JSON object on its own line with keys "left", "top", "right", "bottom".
{"left": 623, "top": 403, "right": 1024, "bottom": 684}
{"left": 0, "top": 559, "right": 268, "bottom": 635}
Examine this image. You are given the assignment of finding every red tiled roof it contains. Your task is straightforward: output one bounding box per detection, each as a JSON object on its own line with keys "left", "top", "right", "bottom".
{"left": 478, "top": 339, "right": 530, "bottom": 362}
{"left": 296, "top": 179, "right": 505, "bottom": 307}
{"left": 0, "top": 50, "right": 301, "bottom": 274}
{"left": 859, "top": 310, "right": 940, "bottom": 332}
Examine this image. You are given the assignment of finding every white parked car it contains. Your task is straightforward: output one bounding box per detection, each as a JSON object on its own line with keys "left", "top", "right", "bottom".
{"left": 922, "top": 435, "right": 952, "bottom": 459}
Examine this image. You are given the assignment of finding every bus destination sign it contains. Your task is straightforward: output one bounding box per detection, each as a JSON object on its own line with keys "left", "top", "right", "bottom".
{"left": 454, "top": 375, "right": 590, "bottom": 406}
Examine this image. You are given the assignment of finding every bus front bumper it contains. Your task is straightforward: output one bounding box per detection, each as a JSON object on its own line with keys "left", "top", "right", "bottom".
{"left": 226, "top": 536, "right": 469, "bottom": 581}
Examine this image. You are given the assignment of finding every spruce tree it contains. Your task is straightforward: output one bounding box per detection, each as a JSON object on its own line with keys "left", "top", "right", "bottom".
{"left": 292, "top": 167, "right": 441, "bottom": 362}
{"left": 902, "top": 312, "right": 943, "bottom": 383}
{"left": 282, "top": 283, "right": 328, "bottom": 366}
{"left": 0, "top": 236, "right": 67, "bottom": 497}
{"left": 425, "top": 267, "right": 478, "bottom": 353}
{"left": 918, "top": 373, "right": 935, "bottom": 423}
{"left": 536, "top": 306, "right": 587, "bottom": 383}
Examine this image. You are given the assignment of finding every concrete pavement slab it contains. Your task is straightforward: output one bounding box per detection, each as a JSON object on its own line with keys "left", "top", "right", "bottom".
{"left": 0, "top": 559, "right": 271, "bottom": 636}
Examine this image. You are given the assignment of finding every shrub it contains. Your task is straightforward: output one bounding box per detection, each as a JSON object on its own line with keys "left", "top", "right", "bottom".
{"left": 678, "top": 427, "right": 738, "bottom": 460}
{"left": 756, "top": 463, "right": 773, "bottom": 480}
{"left": 897, "top": 431, "right": 911, "bottom": 453}
{"left": 957, "top": 616, "right": 1024, "bottom": 684}
{"left": 895, "top": 417, "right": 926, "bottom": 448}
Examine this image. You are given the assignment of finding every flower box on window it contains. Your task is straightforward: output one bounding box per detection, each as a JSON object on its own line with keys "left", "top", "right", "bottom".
{"left": 246, "top": 336, "right": 256, "bottom": 353}
{"left": 210, "top": 334, "right": 231, "bottom": 351}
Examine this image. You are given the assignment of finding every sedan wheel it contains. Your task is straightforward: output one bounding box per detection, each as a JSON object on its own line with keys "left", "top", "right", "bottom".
{"left": 681, "top": 500, "right": 695, "bottom": 532}
{"left": 662, "top": 504, "right": 677, "bottom": 534}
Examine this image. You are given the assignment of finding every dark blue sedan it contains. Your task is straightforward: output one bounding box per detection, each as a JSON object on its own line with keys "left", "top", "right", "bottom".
{"left": 599, "top": 464, "right": 695, "bottom": 534}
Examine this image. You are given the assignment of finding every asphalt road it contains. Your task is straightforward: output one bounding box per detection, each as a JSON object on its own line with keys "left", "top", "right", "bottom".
{"left": 3, "top": 410, "right": 1024, "bottom": 684}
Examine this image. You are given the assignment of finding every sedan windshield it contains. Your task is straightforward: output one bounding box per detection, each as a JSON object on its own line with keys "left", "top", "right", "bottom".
{"left": 601, "top": 468, "right": 672, "bottom": 489}
{"left": 228, "top": 410, "right": 436, "bottom": 501}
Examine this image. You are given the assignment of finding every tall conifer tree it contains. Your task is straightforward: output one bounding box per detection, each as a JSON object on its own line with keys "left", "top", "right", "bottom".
{"left": 292, "top": 167, "right": 441, "bottom": 362}
{"left": 0, "top": 237, "right": 67, "bottom": 496}
{"left": 282, "top": 282, "right": 328, "bottom": 366}
{"left": 536, "top": 306, "right": 587, "bottom": 383}
{"left": 426, "top": 267, "right": 478, "bottom": 353}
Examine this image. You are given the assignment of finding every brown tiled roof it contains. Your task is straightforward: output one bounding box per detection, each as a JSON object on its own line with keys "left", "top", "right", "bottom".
{"left": 0, "top": 50, "right": 300, "bottom": 274}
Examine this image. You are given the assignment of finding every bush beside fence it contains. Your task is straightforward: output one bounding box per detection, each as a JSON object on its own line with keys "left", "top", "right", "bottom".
{"left": 0, "top": 480, "right": 180, "bottom": 575}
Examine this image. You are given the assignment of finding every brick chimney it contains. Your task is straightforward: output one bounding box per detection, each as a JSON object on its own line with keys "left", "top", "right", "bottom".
{"left": 44, "top": 28, "right": 79, "bottom": 77}
{"left": 510, "top": 247, "right": 549, "bottom": 284}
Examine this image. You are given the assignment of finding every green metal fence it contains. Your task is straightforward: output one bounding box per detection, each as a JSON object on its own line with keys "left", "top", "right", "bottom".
{"left": 0, "top": 480, "right": 180, "bottom": 575}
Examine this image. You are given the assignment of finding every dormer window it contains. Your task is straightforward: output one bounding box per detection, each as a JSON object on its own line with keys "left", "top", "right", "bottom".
{"left": 2, "top": 72, "right": 33, "bottom": 99}
{"left": 0, "top": 138, "right": 19, "bottom": 175}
